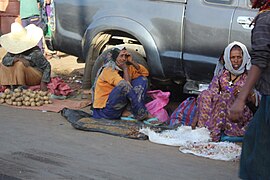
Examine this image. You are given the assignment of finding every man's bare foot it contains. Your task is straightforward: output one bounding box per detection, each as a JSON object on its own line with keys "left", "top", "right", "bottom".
{"left": 122, "top": 110, "right": 132, "bottom": 117}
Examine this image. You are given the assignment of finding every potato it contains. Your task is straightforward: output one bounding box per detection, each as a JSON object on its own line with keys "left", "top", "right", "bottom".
{"left": 44, "top": 100, "right": 49, "bottom": 104}
{"left": 24, "top": 96, "right": 30, "bottom": 101}
{"left": 14, "top": 88, "right": 21, "bottom": 93}
{"left": 48, "top": 100, "right": 52, "bottom": 104}
{"left": 25, "top": 102, "right": 30, "bottom": 106}
{"left": 41, "top": 91, "right": 48, "bottom": 96}
{"left": 35, "top": 97, "right": 40, "bottom": 102}
{"left": 11, "top": 96, "right": 16, "bottom": 101}
{"left": 30, "top": 102, "right": 36, "bottom": 106}
{"left": 43, "top": 96, "right": 49, "bottom": 101}
{"left": 29, "top": 98, "right": 35, "bottom": 102}
{"left": 36, "top": 102, "right": 41, "bottom": 106}
{"left": 22, "top": 89, "right": 28, "bottom": 94}
{"left": 6, "top": 94, "right": 11, "bottom": 99}
{"left": 12, "top": 102, "right": 17, "bottom": 106}
{"left": 0, "top": 98, "right": 4, "bottom": 104}
{"left": 6, "top": 99, "right": 12, "bottom": 105}
{"left": 17, "top": 102, "right": 22, "bottom": 106}
{"left": 15, "top": 97, "right": 23, "bottom": 102}
{"left": 4, "top": 89, "right": 11, "bottom": 94}
{"left": 1, "top": 93, "right": 6, "bottom": 99}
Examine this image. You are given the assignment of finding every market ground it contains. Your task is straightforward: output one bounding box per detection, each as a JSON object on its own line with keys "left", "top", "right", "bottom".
{"left": 0, "top": 48, "right": 240, "bottom": 180}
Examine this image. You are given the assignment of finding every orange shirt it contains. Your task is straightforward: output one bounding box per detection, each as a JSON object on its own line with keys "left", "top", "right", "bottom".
{"left": 93, "top": 64, "right": 149, "bottom": 108}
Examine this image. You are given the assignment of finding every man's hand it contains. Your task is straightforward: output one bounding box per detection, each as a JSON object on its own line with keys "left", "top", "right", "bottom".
{"left": 116, "top": 58, "right": 128, "bottom": 70}
{"left": 40, "top": 82, "right": 48, "bottom": 91}
{"left": 124, "top": 52, "right": 140, "bottom": 70}
{"left": 229, "top": 98, "right": 246, "bottom": 123}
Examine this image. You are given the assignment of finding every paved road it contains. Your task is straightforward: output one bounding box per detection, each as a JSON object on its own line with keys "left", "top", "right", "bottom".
{"left": 0, "top": 105, "right": 240, "bottom": 180}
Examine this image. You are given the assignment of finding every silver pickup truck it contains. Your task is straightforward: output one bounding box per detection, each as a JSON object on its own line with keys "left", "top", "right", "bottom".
{"left": 48, "top": 0, "right": 257, "bottom": 93}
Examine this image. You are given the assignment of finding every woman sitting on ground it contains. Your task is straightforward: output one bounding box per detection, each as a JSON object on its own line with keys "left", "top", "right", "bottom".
{"left": 192, "top": 41, "right": 258, "bottom": 142}
{"left": 0, "top": 22, "right": 51, "bottom": 91}
{"left": 92, "top": 47, "right": 155, "bottom": 121}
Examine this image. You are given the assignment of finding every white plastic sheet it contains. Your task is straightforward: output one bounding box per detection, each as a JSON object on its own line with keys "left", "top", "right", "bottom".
{"left": 140, "top": 126, "right": 211, "bottom": 146}
{"left": 140, "top": 126, "right": 241, "bottom": 161}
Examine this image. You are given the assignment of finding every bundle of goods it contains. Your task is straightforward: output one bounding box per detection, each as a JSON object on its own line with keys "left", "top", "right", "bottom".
{"left": 0, "top": 88, "right": 52, "bottom": 106}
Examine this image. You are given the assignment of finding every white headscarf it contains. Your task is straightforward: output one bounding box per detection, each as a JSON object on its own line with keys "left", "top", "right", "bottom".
{"left": 214, "top": 41, "right": 251, "bottom": 76}
{"left": 224, "top": 41, "right": 251, "bottom": 75}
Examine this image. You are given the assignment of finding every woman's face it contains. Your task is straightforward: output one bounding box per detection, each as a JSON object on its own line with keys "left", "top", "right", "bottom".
{"left": 230, "top": 48, "right": 243, "bottom": 70}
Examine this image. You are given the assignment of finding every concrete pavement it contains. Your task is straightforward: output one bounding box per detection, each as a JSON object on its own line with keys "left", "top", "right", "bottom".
{"left": 0, "top": 105, "right": 240, "bottom": 180}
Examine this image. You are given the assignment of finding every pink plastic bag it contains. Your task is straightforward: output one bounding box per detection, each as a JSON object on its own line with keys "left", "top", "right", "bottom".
{"left": 145, "top": 90, "right": 170, "bottom": 122}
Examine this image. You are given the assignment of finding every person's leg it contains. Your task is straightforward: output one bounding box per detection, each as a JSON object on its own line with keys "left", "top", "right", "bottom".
{"left": 130, "top": 76, "right": 148, "bottom": 102}
{"left": 93, "top": 81, "right": 130, "bottom": 119}
{"left": 128, "top": 76, "right": 148, "bottom": 120}
{"left": 0, "top": 61, "right": 42, "bottom": 86}
{"left": 122, "top": 76, "right": 148, "bottom": 117}
{"left": 93, "top": 79, "right": 149, "bottom": 120}
{"left": 0, "top": 61, "right": 27, "bottom": 86}
{"left": 239, "top": 96, "right": 270, "bottom": 179}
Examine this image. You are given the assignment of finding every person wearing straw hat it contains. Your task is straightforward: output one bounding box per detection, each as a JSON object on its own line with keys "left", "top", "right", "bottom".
{"left": 0, "top": 22, "right": 51, "bottom": 91}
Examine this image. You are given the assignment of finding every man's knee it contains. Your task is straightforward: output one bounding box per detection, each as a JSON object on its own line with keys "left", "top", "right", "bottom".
{"left": 14, "top": 61, "right": 26, "bottom": 70}
{"left": 136, "top": 76, "right": 148, "bottom": 82}
{"left": 118, "top": 80, "right": 132, "bottom": 93}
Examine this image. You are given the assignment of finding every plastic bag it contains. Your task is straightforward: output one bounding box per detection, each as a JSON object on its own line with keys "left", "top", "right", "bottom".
{"left": 145, "top": 90, "right": 170, "bottom": 122}
{"left": 169, "top": 97, "right": 197, "bottom": 127}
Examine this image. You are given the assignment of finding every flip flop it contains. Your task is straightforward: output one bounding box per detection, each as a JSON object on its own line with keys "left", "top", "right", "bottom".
{"left": 143, "top": 117, "right": 162, "bottom": 126}
{"left": 120, "top": 115, "right": 136, "bottom": 121}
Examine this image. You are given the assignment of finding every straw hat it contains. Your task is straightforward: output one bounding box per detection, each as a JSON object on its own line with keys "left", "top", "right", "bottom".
{"left": 0, "top": 22, "right": 43, "bottom": 54}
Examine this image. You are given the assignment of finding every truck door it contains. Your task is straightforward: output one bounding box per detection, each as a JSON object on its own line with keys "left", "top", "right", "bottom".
{"left": 183, "top": 0, "right": 239, "bottom": 83}
{"left": 230, "top": 0, "right": 257, "bottom": 51}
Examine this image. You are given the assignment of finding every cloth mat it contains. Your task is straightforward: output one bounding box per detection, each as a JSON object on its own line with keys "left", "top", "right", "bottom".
{"left": 2, "top": 99, "right": 91, "bottom": 112}
{"left": 61, "top": 108, "right": 171, "bottom": 140}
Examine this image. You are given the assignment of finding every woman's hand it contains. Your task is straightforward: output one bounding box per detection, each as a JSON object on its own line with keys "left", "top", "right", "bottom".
{"left": 233, "top": 87, "right": 240, "bottom": 97}
{"left": 191, "top": 121, "right": 197, "bottom": 130}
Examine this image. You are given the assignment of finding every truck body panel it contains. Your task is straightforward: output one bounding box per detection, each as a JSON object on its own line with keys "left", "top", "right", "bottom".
{"left": 48, "top": 0, "right": 256, "bottom": 91}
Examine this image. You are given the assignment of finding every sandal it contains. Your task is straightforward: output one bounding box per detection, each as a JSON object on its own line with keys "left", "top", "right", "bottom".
{"left": 120, "top": 115, "right": 136, "bottom": 121}
{"left": 143, "top": 117, "right": 162, "bottom": 126}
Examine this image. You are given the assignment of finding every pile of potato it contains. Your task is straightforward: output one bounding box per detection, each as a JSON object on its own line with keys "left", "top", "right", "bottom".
{"left": 0, "top": 88, "right": 52, "bottom": 106}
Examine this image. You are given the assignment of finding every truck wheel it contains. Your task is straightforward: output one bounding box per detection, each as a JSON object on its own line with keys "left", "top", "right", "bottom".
{"left": 91, "top": 49, "right": 149, "bottom": 85}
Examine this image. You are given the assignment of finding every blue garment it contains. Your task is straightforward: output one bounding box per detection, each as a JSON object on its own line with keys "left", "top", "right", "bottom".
{"left": 93, "top": 76, "right": 148, "bottom": 120}
{"left": 21, "top": 16, "right": 44, "bottom": 52}
{"left": 239, "top": 95, "right": 270, "bottom": 180}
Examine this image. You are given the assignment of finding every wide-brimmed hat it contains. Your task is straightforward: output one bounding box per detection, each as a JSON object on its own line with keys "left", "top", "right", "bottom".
{"left": 0, "top": 22, "right": 43, "bottom": 54}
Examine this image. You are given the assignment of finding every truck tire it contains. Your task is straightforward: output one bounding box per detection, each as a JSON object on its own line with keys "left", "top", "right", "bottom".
{"left": 91, "top": 49, "right": 149, "bottom": 85}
